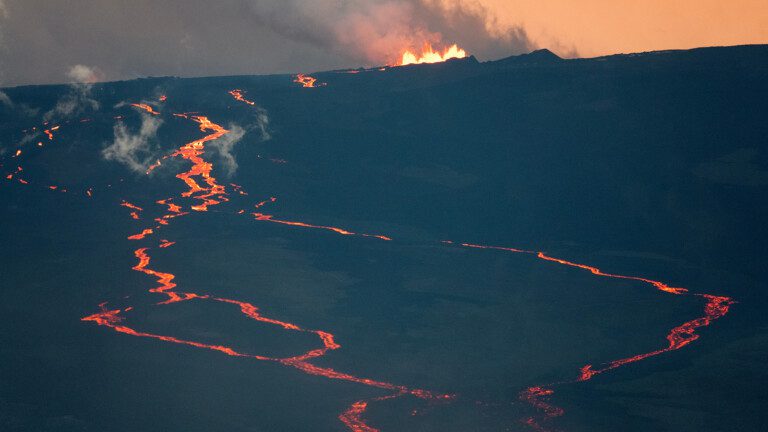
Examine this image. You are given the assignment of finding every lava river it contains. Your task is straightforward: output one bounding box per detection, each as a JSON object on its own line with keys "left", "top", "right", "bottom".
{"left": 1, "top": 87, "right": 737, "bottom": 432}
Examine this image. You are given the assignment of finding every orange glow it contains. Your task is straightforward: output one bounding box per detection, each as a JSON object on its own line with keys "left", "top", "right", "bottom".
{"left": 293, "top": 73, "right": 324, "bottom": 88}
{"left": 75, "top": 104, "right": 450, "bottom": 432}
{"left": 230, "top": 182, "right": 248, "bottom": 195}
{"left": 252, "top": 212, "right": 391, "bottom": 241}
{"left": 130, "top": 103, "right": 160, "bottom": 115}
{"left": 254, "top": 196, "right": 277, "bottom": 209}
{"left": 171, "top": 115, "right": 230, "bottom": 212}
{"left": 228, "top": 89, "right": 256, "bottom": 105}
{"left": 156, "top": 198, "right": 182, "bottom": 214}
{"left": 535, "top": 252, "right": 687, "bottom": 295}
{"left": 5, "top": 165, "right": 22, "bottom": 181}
{"left": 399, "top": 44, "right": 467, "bottom": 66}
{"left": 146, "top": 159, "right": 162, "bottom": 174}
{"left": 120, "top": 200, "right": 142, "bottom": 211}
{"left": 577, "top": 294, "right": 734, "bottom": 381}
{"left": 127, "top": 228, "right": 153, "bottom": 240}
{"left": 461, "top": 243, "right": 686, "bottom": 294}
{"left": 455, "top": 241, "right": 735, "bottom": 430}
{"left": 339, "top": 399, "right": 377, "bottom": 432}
{"left": 121, "top": 200, "right": 143, "bottom": 219}
{"left": 56, "top": 90, "right": 735, "bottom": 432}
{"left": 481, "top": 0, "right": 768, "bottom": 58}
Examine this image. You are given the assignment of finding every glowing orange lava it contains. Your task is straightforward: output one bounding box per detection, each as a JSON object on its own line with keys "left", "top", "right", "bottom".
{"left": 252, "top": 212, "right": 391, "bottom": 241}
{"left": 121, "top": 200, "right": 143, "bottom": 220}
{"left": 455, "top": 241, "right": 735, "bottom": 430}
{"left": 28, "top": 88, "right": 731, "bottom": 432}
{"left": 399, "top": 44, "right": 467, "bottom": 66}
{"left": 43, "top": 125, "right": 60, "bottom": 140}
{"left": 293, "top": 73, "right": 324, "bottom": 88}
{"left": 228, "top": 89, "right": 256, "bottom": 105}
{"left": 130, "top": 103, "right": 160, "bottom": 115}
{"left": 577, "top": 294, "right": 734, "bottom": 381}
{"left": 76, "top": 106, "right": 447, "bottom": 432}
{"left": 254, "top": 196, "right": 276, "bottom": 209}
{"left": 127, "top": 228, "right": 153, "bottom": 240}
{"left": 171, "top": 114, "right": 230, "bottom": 212}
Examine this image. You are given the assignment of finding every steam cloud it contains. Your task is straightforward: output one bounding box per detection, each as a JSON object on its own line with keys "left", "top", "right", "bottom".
{"left": 102, "top": 113, "right": 163, "bottom": 173}
{"left": 43, "top": 65, "right": 101, "bottom": 121}
{"left": 0, "top": 90, "right": 11, "bottom": 107}
{"left": 210, "top": 125, "right": 246, "bottom": 177}
{"left": 103, "top": 98, "right": 269, "bottom": 176}
{"left": 210, "top": 102, "right": 271, "bottom": 176}
{"left": 0, "top": 0, "right": 533, "bottom": 86}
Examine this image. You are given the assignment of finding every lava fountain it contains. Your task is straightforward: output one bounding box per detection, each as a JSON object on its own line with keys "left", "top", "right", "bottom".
{"left": 399, "top": 44, "right": 467, "bottom": 66}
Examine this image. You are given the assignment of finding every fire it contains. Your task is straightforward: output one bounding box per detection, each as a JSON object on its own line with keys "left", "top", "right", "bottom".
{"left": 399, "top": 44, "right": 467, "bottom": 66}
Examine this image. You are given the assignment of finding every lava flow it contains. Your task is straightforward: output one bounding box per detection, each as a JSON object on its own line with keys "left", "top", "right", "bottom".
{"left": 456, "top": 241, "right": 735, "bottom": 430}
{"left": 8, "top": 87, "right": 728, "bottom": 432}
{"left": 130, "top": 103, "right": 160, "bottom": 115}
{"left": 79, "top": 105, "right": 448, "bottom": 432}
{"left": 171, "top": 113, "right": 230, "bottom": 211}
{"left": 120, "top": 200, "right": 143, "bottom": 219}
{"left": 252, "top": 212, "right": 392, "bottom": 241}
{"left": 228, "top": 89, "right": 256, "bottom": 105}
{"left": 399, "top": 44, "right": 467, "bottom": 66}
{"left": 44, "top": 125, "right": 60, "bottom": 140}
{"left": 294, "top": 73, "right": 324, "bottom": 88}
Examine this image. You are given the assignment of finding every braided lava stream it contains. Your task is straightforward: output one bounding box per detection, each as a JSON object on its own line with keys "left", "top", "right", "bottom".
{"left": 41, "top": 88, "right": 734, "bottom": 432}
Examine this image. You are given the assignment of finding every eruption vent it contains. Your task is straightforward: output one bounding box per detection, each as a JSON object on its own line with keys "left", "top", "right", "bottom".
{"left": 399, "top": 44, "right": 467, "bottom": 66}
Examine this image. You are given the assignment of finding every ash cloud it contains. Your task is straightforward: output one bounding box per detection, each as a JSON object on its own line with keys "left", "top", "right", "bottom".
{"left": 102, "top": 113, "right": 162, "bottom": 173}
{"left": 0, "top": 0, "right": 533, "bottom": 87}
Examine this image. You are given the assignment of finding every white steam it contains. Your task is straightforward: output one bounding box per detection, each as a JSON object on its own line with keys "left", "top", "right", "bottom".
{"left": 0, "top": 90, "right": 11, "bottom": 107}
{"left": 43, "top": 65, "right": 102, "bottom": 121}
{"left": 210, "top": 105, "right": 271, "bottom": 176}
{"left": 102, "top": 113, "right": 162, "bottom": 173}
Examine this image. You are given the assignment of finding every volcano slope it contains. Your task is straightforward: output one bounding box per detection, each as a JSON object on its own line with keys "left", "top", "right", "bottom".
{"left": 1, "top": 45, "right": 767, "bottom": 432}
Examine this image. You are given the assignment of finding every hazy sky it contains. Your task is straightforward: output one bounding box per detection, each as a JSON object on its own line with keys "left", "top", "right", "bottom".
{"left": 486, "top": 0, "right": 768, "bottom": 57}
{"left": 0, "top": 0, "right": 766, "bottom": 87}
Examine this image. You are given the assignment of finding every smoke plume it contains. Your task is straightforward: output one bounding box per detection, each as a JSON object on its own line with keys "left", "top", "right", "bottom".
{"left": 246, "top": 0, "right": 532, "bottom": 65}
